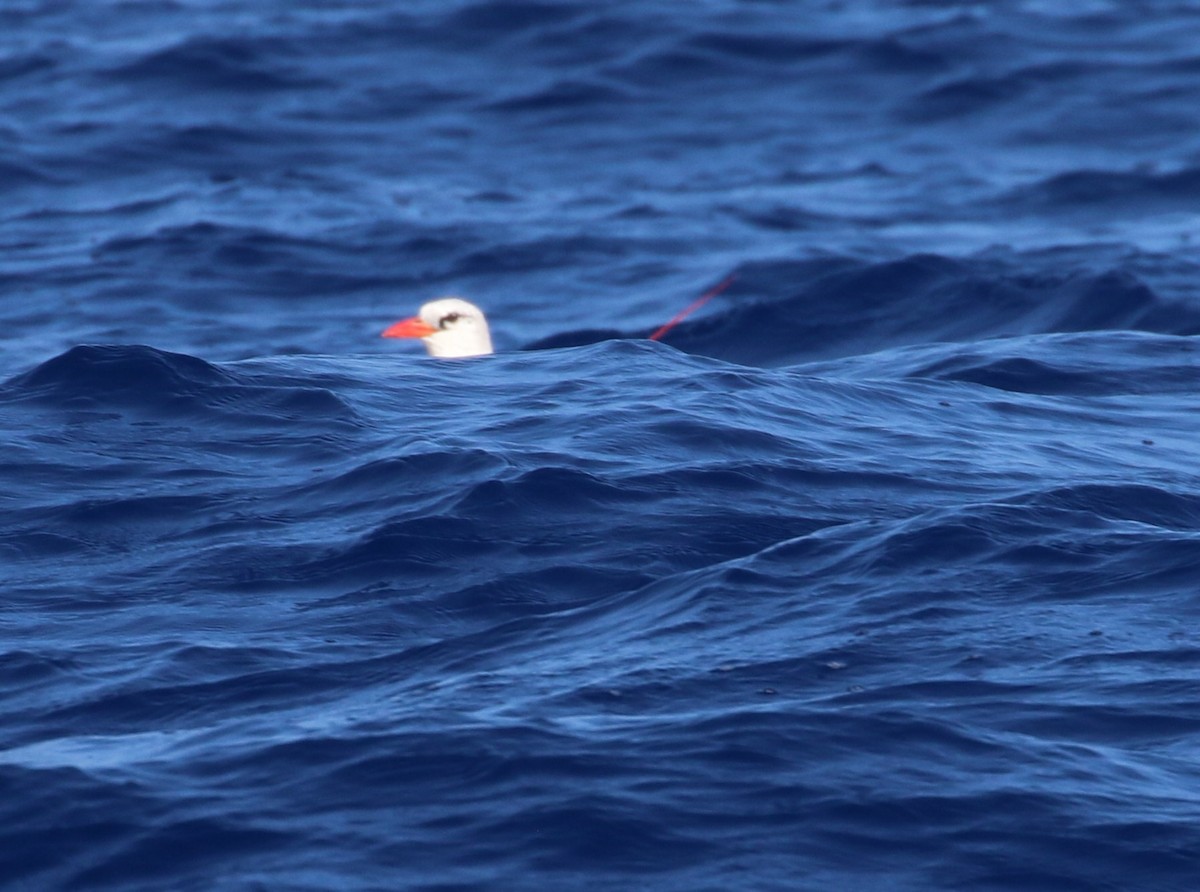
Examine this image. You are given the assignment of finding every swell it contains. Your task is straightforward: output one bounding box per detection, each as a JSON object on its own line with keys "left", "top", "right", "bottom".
{"left": 105, "top": 34, "right": 328, "bottom": 92}
{"left": 3, "top": 344, "right": 356, "bottom": 424}
{"left": 2, "top": 335, "right": 1199, "bottom": 891}
{"left": 641, "top": 254, "right": 1200, "bottom": 368}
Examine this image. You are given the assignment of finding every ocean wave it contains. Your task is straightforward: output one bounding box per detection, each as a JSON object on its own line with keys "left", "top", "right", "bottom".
{"left": 6, "top": 1, "right": 1200, "bottom": 888}
{"left": 1004, "top": 166, "right": 1200, "bottom": 214}
{"left": 107, "top": 35, "right": 328, "bottom": 92}
{"left": 655, "top": 254, "right": 1196, "bottom": 368}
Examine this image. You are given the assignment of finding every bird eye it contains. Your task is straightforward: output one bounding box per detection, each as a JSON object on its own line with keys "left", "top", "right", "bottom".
{"left": 438, "top": 312, "right": 461, "bottom": 329}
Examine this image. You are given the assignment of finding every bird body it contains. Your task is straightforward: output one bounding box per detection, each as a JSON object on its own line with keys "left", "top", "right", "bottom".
{"left": 382, "top": 276, "right": 730, "bottom": 358}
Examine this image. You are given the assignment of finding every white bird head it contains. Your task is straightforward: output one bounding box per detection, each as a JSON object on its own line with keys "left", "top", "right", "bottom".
{"left": 381, "top": 297, "right": 494, "bottom": 358}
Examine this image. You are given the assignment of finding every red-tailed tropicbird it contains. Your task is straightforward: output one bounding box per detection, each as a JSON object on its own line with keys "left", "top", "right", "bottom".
{"left": 382, "top": 275, "right": 733, "bottom": 358}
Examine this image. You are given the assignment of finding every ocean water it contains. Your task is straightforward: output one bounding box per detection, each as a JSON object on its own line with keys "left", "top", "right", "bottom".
{"left": 3, "top": 1, "right": 1200, "bottom": 889}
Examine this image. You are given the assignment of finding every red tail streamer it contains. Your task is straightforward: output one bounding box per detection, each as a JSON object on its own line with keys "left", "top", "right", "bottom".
{"left": 648, "top": 274, "right": 736, "bottom": 342}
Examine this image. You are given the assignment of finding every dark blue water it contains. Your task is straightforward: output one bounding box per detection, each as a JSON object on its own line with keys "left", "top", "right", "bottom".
{"left": 4, "top": 2, "right": 1200, "bottom": 889}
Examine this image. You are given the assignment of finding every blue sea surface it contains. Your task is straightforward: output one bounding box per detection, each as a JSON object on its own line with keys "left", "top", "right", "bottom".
{"left": 3, "top": 1, "right": 1200, "bottom": 889}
